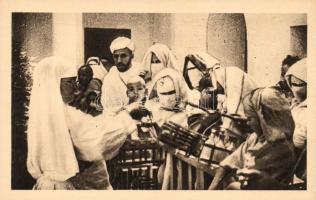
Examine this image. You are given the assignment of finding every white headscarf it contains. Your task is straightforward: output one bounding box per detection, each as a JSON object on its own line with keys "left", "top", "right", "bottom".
{"left": 109, "top": 37, "right": 135, "bottom": 53}
{"left": 86, "top": 57, "right": 108, "bottom": 81}
{"left": 186, "top": 52, "right": 257, "bottom": 138}
{"left": 27, "top": 57, "right": 79, "bottom": 185}
{"left": 141, "top": 43, "right": 180, "bottom": 77}
{"left": 187, "top": 52, "right": 221, "bottom": 89}
{"left": 285, "top": 58, "right": 307, "bottom": 83}
{"left": 191, "top": 52, "right": 221, "bottom": 70}
{"left": 148, "top": 68, "right": 188, "bottom": 102}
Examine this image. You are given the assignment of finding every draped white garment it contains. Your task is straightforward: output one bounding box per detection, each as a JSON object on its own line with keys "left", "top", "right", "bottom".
{"left": 27, "top": 57, "right": 79, "bottom": 183}
{"left": 212, "top": 66, "right": 257, "bottom": 137}
{"left": 65, "top": 105, "right": 137, "bottom": 161}
{"left": 101, "top": 62, "right": 141, "bottom": 114}
{"left": 141, "top": 43, "right": 180, "bottom": 75}
{"left": 27, "top": 57, "right": 137, "bottom": 189}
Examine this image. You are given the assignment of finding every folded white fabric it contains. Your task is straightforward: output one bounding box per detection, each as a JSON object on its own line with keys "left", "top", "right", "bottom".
{"left": 27, "top": 56, "right": 79, "bottom": 186}
{"left": 110, "top": 37, "right": 135, "bottom": 53}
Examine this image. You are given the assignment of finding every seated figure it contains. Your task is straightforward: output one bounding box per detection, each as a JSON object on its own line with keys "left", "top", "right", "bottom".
{"left": 61, "top": 57, "right": 107, "bottom": 116}
{"left": 125, "top": 75, "right": 156, "bottom": 140}
{"left": 208, "top": 87, "right": 295, "bottom": 190}
{"left": 285, "top": 58, "right": 307, "bottom": 183}
{"left": 145, "top": 68, "right": 191, "bottom": 189}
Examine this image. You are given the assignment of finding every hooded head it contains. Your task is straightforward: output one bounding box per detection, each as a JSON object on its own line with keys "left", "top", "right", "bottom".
{"left": 148, "top": 68, "right": 188, "bottom": 111}
{"left": 141, "top": 43, "right": 179, "bottom": 81}
{"left": 281, "top": 55, "right": 301, "bottom": 78}
{"left": 285, "top": 58, "right": 307, "bottom": 102}
{"left": 183, "top": 52, "right": 221, "bottom": 91}
{"left": 243, "top": 87, "right": 294, "bottom": 142}
{"left": 86, "top": 57, "right": 108, "bottom": 80}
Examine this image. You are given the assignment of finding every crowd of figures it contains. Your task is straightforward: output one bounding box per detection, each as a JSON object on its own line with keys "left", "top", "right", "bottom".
{"left": 26, "top": 36, "right": 307, "bottom": 190}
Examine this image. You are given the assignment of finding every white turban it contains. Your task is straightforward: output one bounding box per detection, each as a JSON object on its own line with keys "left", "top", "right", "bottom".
{"left": 109, "top": 37, "right": 135, "bottom": 53}
{"left": 285, "top": 58, "right": 307, "bottom": 83}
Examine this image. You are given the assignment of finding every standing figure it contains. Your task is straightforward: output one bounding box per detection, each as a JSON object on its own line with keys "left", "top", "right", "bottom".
{"left": 285, "top": 58, "right": 307, "bottom": 182}
{"left": 101, "top": 37, "right": 142, "bottom": 113}
{"left": 27, "top": 56, "right": 140, "bottom": 190}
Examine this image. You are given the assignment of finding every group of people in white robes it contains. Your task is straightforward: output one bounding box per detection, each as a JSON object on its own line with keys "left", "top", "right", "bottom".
{"left": 26, "top": 36, "right": 307, "bottom": 190}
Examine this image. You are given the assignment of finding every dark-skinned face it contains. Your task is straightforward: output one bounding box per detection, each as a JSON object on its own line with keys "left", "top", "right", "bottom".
{"left": 113, "top": 48, "right": 133, "bottom": 72}
{"left": 78, "top": 65, "right": 93, "bottom": 88}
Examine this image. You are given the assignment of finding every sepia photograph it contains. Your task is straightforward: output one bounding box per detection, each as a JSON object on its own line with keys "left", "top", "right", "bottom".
{"left": 10, "top": 12, "right": 308, "bottom": 191}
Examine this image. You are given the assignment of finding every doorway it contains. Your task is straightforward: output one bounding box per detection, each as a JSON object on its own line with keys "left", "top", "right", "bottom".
{"left": 84, "top": 28, "right": 131, "bottom": 64}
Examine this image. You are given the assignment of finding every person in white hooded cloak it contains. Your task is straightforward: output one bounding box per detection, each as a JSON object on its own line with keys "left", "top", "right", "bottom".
{"left": 27, "top": 56, "right": 138, "bottom": 189}
{"left": 183, "top": 52, "right": 258, "bottom": 141}
{"left": 141, "top": 43, "right": 180, "bottom": 83}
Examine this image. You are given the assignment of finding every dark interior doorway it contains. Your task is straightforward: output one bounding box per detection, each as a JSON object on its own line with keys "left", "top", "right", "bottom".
{"left": 84, "top": 28, "right": 131, "bottom": 64}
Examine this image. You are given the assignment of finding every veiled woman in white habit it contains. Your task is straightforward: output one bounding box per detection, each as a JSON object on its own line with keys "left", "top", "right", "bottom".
{"left": 184, "top": 52, "right": 258, "bottom": 140}
{"left": 141, "top": 43, "right": 180, "bottom": 83}
{"left": 27, "top": 56, "right": 137, "bottom": 189}
{"left": 285, "top": 58, "right": 307, "bottom": 182}
{"left": 145, "top": 68, "right": 189, "bottom": 127}
{"left": 144, "top": 68, "right": 189, "bottom": 190}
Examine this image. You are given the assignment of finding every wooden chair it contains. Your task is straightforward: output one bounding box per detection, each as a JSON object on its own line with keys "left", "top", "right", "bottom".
{"left": 108, "top": 139, "right": 165, "bottom": 190}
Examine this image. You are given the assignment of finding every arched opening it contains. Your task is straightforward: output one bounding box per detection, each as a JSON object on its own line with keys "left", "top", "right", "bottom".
{"left": 207, "top": 14, "right": 247, "bottom": 71}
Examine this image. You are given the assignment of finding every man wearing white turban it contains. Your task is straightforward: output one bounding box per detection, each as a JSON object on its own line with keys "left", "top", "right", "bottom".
{"left": 102, "top": 37, "right": 142, "bottom": 113}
